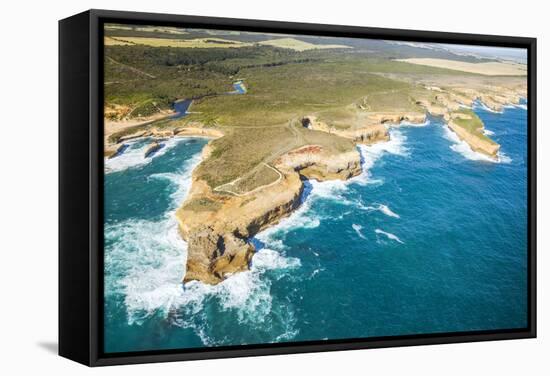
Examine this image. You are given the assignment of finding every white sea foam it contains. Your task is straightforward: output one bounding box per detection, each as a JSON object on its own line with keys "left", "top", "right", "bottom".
{"left": 107, "top": 216, "right": 301, "bottom": 340}
{"left": 149, "top": 153, "right": 202, "bottom": 206}
{"left": 310, "top": 268, "right": 323, "bottom": 278}
{"left": 105, "top": 137, "right": 185, "bottom": 173}
{"left": 255, "top": 201, "right": 321, "bottom": 248}
{"left": 442, "top": 125, "right": 511, "bottom": 164}
{"left": 352, "top": 224, "right": 367, "bottom": 239}
{"left": 374, "top": 229, "right": 404, "bottom": 244}
{"left": 352, "top": 129, "right": 409, "bottom": 185}
{"left": 503, "top": 103, "right": 527, "bottom": 111}
{"left": 358, "top": 203, "right": 400, "bottom": 218}
{"left": 398, "top": 119, "right": 431, "bottom": 128}
{"left": 106, "top": 141, "right": 301, "bottom": 344}
{"left": 483, "top": 129, "right": 495, "bottom": 136}
{"left": 475, "top": 101, "right": 503, "bottom": 114}
{"left": 377, "top": 204, "right": 400, "bottom": 218}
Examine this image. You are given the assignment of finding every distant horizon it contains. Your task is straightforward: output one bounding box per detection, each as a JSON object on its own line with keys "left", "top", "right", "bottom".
{"left": 438, "top": 44, "right": 527, "bottom": 63}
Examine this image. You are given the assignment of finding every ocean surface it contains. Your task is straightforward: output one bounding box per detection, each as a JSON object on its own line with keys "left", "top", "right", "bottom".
{"left": 104, "top": 101, "right": 528, "bottom": 353}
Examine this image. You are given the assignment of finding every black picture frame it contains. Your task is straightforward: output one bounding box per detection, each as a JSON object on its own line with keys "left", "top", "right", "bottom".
{"left": 59, "top": 9, "right": 537, "bottom": 367}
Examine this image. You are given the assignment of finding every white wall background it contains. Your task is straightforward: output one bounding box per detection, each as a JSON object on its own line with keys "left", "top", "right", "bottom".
{"left": 1, "top": 0, "right": 547, "bottom": 373}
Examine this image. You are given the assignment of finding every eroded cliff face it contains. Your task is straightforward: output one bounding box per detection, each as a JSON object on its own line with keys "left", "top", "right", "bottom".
{"left": 173, "top": 85, "right": 523, "bottom": 284}
{"left": 302, "top": 112, "right": 429, "bottom": 145}
{"left": 447, "top": 120, "right": 500, "bottom": 158}
{"left": 303, "top": 115, "right": 391, "bottom": 144}
{"left": 416, "top": 85, "right": 524, "bottom": 159}
{"left": 176, "top": 144, "right": 362, "bottom": 284}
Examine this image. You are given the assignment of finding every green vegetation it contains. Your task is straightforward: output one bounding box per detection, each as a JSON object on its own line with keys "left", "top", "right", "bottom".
{"left": 105, "top": 24, "right": 509, "bottom": 192}
{"left": 196, "top": 126, "right": 293, "bottom": 187}
{"left": 451, "top": 108, "right": 496, "bottom": 144}
{"left": 181, "top": 197, "right": 222, "bottom": 212}
{"left": 181, "top": 59, "right": 432, "bottom": 129}
{"left": 223, "top": 164, "right": 281, "bottom": 195}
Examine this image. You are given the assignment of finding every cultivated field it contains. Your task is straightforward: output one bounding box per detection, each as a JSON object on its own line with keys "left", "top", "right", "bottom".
{"left": 258, "top": 37, "right": 351, "bottom": 51}
{"left": 397, "top": 58, "right": 527, "bottom": 76}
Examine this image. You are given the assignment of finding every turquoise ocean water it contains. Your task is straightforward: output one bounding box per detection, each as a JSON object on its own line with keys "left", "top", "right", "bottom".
{"left": 104, "top": 102, "right": 528, "bottom": 353}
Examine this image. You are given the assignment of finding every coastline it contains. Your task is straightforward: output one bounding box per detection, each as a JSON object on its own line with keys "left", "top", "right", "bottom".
{"left": 103, "top": 97, "right": 528, "bottom": 350}
{"left": 103, "top": 90, "right": 524, "bottom": 285}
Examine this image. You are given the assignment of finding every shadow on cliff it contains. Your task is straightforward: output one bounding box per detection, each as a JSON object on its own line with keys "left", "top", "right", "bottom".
{"left": 249, "top": 179, "right": 314, "bottom": 253}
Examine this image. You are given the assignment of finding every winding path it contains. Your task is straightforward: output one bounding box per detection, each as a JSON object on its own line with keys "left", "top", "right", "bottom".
{"left": 213, "top": 119, "right": 304, "bottom": 196}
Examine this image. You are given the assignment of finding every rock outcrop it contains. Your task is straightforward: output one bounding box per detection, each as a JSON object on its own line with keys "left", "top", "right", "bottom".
{"left": 104, "top": 143, "right": 128, "bottom": 159}
{"left": 415, "top": 87, "right": 522, "bottom": 158}
{"left": 177, "top": 144, "right": 362, "bottom": 284}
{"left": 302, "top": 112, "right": 427, "bottom": 145}
{"left": 448, "top": 119, "right": 500, "bottom": 159}
{"left": 302, "top": 115, "right": 391, "bottom": 145}
{"left": 144, "top": 141, "right": 163, "bottom": 158}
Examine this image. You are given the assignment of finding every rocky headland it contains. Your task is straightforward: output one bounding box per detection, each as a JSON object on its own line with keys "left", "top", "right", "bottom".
{"left": 176, "top": 137, "right": 362, "bottom": 284}
{"left": 416, "top": 85, "right": 525, "bottom": 160}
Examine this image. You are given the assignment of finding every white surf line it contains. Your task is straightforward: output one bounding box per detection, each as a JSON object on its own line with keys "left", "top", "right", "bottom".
{"left": 375, "top": 229, "right": 404, "bottom": 244}
{"left": 373, "top": 203, "right": 400, "bottom": 218}
{"left": 213, "top": 163, "right": 283, "bottom": 197}
{"left": 352, "top": 224, "right": 367, "bottom": 239}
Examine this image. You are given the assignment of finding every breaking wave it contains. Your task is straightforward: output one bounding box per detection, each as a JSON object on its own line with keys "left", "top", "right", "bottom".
{"left": 105, "top": 140, "right": 302, "bottom": 345}
{"left": 358, "top": 203, "right": 400, "bottom": 218}
{"left": 398, "top": 119, "right": 431, "bottom": 128}
{"left": 353, "top": 129, "right": 409, "bottom": 185}
{"left": 105, "top": 137, "right": 187, "bottom": 173}
{"left": 442, "top": 125, "right": 511, "bottom": 164}
{"left": 352, "top": 224, "right": 367, "bottom": 239}
{"left": 474, "top": 101, "right": 503, "bottom": 114}
{"left": 375, "top": 229, "right": 404, "bottom": 244}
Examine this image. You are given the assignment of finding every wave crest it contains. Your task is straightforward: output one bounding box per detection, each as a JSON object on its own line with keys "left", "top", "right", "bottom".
{"left": 375, "top": 229, "right": 404, "bottom": 244}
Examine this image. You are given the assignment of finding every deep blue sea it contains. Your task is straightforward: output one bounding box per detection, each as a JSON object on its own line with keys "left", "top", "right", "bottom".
{"left": 104, "top": 102, "right": 528, "bottom": 353}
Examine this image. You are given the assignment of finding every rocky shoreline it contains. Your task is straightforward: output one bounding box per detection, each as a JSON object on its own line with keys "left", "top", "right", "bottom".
{"left": 104, "top": 85, "right": 524, "bottom": 284}
{"left": 416, "top": 86, "right": 525, "bottom": 160}
{"left": 176, "top": 136, "right": 362, "bottom": 284}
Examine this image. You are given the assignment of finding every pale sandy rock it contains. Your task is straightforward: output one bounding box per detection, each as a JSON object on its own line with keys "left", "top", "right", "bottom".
{"left": 448, "top": 120, "right": 500, "bottom": 159}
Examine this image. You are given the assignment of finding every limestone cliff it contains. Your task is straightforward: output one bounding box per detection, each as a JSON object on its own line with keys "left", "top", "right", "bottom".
{"left": 303, "top": 115, "right": 390, "bottom": 144}
{"left": 415, "top": 87, "right": 522, "bottom": 158}
{"left": 302, "top": 112, "right": 427, "bottom": 145}
{"left": 176, "top": 144, "right": 362, "bottom": 284}
{"left": 448, "top": 119, "right": 500, "bottom": 159}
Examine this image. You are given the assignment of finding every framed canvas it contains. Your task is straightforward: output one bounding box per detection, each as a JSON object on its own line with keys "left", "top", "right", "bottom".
{"left": 59, "top": 9, "right": 537, "bottom": 366}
